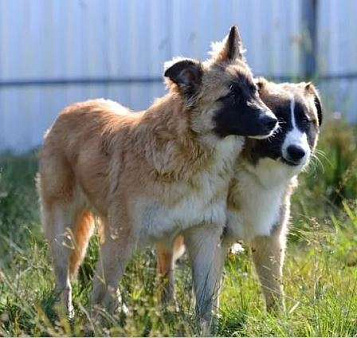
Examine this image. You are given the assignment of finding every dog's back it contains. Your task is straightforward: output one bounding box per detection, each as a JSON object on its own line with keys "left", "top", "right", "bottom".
{"left": 39, "top": 99, "right": 140, "bottom": 212}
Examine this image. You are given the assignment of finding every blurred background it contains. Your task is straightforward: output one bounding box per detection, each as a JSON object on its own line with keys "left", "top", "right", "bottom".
{"left": 0, "top": 0, "right": 356, "bottom": 153}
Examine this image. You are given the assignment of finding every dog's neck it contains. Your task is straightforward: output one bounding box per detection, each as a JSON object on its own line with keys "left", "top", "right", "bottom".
{"left": 145, "top": 93, "right": 241, "bottom": 152}
{"left": 238, "top": 157, "right": 296, "bottom": 190}
{"left": 134, "top": 93, "right": 240, "bottom": 180}
{"left": 143, "top": 94, "right": 192, "bottom": 135}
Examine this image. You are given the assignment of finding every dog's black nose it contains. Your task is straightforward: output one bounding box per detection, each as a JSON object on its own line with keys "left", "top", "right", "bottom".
{"left": 287, "top": 145, "right": 305, "bottom": 161}
{"left": 260, "top": 114, "right": 278, "bottom": 131}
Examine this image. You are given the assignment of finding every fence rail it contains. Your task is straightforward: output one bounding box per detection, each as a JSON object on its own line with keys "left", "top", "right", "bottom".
{"left": 1, "top": 72, "right": 357, "bottom": 89}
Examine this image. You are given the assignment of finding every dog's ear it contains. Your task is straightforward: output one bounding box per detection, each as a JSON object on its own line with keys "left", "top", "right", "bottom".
{"left": 305, "top": 82, "right": 323, "bottom": 126}
{"left": 164, "top": 58, "right": 203, "bottom": 99}
{"left": 210, "top": 26, "right": 246, "bottom": 63}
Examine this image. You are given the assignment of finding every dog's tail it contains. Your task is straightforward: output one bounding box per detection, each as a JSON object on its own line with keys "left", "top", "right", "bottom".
{"left": 157, "top": 235, "right": 185, "bottom": 276}
{"left": 69, "top": 210, "right": 95, "bottom": 279}
{"left": 156, "top": 235, "right": 185, "bottom": 303}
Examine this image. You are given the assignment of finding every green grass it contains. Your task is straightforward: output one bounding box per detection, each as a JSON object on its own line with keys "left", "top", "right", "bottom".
{"left": 0, "top": 121, "right": 356, "bottom": 336}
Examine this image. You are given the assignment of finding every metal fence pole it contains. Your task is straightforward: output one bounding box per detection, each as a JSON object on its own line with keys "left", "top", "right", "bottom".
{"left": 302, "top": 0, "right": 318, "bottom": 79}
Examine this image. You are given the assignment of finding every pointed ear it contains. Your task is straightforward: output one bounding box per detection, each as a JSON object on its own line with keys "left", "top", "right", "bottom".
{"left": 164, "top": 58, "right": 203, "bottom": 98}
{"left": 305, "top": 83, "right": 323, "bottom": 126}
{"left": 210, "top": 26, "right": 245, "bottom": 63}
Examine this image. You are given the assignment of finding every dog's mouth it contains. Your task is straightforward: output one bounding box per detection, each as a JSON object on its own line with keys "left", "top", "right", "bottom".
{"left": 281, "top": 157, "right": 304, "bottom": 167}
{"left": 214, "top": 119, "right": 279, "bottom": 139}
{"left": 249, "top": 128, "right": 277, "bottom": 140}
{"left": 249, "top": 121, "right": 279, "bottom": 140}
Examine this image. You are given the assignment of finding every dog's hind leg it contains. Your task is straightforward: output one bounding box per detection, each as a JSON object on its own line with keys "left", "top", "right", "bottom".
{"left": 38, "top": 151, "right": 90, "bottom": 316}
{"left": 42, "top": 200, "right": 82, "bottom": 317}
{"left": 156, "top": 235, "right": 185, "bottom": 305}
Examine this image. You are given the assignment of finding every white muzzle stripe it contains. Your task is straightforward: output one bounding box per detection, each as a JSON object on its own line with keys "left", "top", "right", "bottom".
{"left": 282, "top": 96, "right": 310, "bottom": 165}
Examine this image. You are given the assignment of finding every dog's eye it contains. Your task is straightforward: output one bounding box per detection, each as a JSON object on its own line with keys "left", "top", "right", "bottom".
{"left": 300, "top": 114, "right": 313, "bottom": 128}
{"left": 302, "top": 114, "right": 311, "bottom": 123}
{"left": 217, "top": 92, "right": 236, "bottom": 102}
{"left": 249, "top": 84, "right": 257, "bottom": 94}
{"left": 296, "top": 104, "right": 311, "bottom": 125}
{"left": 217, "top": 95, "right": 227, "bottom": 102}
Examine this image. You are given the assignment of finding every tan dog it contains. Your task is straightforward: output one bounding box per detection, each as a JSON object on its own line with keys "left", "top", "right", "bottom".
{"left": 157, "top": 78, "right": 322, "bottom": 313}
{"left": 37, "top": 26, "right": 277, "bottom": 329}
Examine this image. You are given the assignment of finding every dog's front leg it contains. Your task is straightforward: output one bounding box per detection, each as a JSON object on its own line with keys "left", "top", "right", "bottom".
{"left": 91, "top": 211, "right": 137, "bottom": 315}
{"left": 250, "top": 226, "right": 287, "bottom": 312}
{"left": 184, "top": 224, "right": 225, "bottom": 335}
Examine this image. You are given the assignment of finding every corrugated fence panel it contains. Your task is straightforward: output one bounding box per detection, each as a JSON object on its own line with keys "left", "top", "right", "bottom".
{"left": 0, "top": 0, "right": 356, "bottom": 153}
{"left": 317, "top": 0, "right": 357, "bottom": 123}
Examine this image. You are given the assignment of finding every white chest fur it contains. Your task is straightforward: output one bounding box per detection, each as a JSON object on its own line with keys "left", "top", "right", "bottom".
{"left": 136, "top": 136, "right": 243, "bottom": 243}
{"left": 227, "top": 158, "right": 294, "bottom": 242}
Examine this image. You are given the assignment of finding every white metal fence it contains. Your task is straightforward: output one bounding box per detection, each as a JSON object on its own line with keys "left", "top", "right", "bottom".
{"left": 0, "top": 0, "right": 356, "bottom": 153}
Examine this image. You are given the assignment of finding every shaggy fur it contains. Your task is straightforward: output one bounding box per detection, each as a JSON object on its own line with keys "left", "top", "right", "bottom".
{"left": 38, "top": 26, "right": 277, "bottom": 331}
